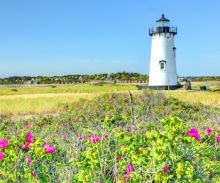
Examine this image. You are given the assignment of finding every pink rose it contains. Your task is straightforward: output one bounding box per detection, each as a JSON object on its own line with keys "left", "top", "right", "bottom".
{"left": 187, "top": 128, "right": 201, "bottom": 141}
{"left": 124, "top": 164, "right": 134, "bottom": 180}
{"left": 188, "top": 128, "right": 198, "bottom": 137}
{"left": 23, "top": 143, "right": 31, "bottom": 151}
{"left": 126, "top": 164, "right": 134, "bottom": 174}
{"left": 206, "top": 128, "right": 213, "bottom": 135}
{"left": 31, "top": 172, "right": 37, "bottom": 177}
{"left": 25, "top": 156, "right": 31, "bottom": 165}
{"left": 0, "top": 152, "right": 4, "bottom": 160}
{"left": 62, "top": 121, "right": 69, "bottom": 127}
{"left": 162, "top": 165, "right": 170, "bottom": 173}
{"left": 194, "top": 134, "right": 201, "bottom": 141}
{"left": 0, "top": 139, "right": 9, "bottom": 149}
{"left": 44, "top": 144, "right": 55, "bottom": 154}
{"left": 90, "top": 135, "right": 100, "bottom": 144}
{"left": 126, "top": 127, "right": 132, "bottom": 132}
{"left": 26, "top": 132, "right": 34, "bottom": 143}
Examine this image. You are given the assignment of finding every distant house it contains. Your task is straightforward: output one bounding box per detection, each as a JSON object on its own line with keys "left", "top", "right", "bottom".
{"left": 89, "top": 80, "right": 101, "bottom": 84}
{"left": 26, "top": 78, "right": 37, "bottom": 85}
{"left": 55, "top": 77, "right": 64, "bottom": 84}
{"left": 178, "top": 77, "right": 186, "bottom": 82}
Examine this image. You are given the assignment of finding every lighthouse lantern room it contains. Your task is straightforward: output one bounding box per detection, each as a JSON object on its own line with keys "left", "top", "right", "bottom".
{"left": 148, "top": 14, "right": 179, "bottom": 90}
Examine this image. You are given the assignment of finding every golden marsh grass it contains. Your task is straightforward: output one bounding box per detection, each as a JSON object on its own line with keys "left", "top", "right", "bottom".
{"left": 0, "top": 83, "right": 219, "bottom": 116}
{"left": 164, "top": 91, "right": 220, "bottom": 107}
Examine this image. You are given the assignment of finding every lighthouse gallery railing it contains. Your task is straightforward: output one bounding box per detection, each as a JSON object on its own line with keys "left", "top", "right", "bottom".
{"left": 149, "top": 27, "right": 177, "bottom": 36}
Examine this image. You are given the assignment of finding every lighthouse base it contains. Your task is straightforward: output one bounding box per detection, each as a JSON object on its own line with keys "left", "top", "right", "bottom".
{"left": 137, "top": 85, "right": 182, "bottom": 90}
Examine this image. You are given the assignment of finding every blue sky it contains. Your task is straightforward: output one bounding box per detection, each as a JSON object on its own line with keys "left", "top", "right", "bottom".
{"left": 0, "top": 0, "right": 220, "bottom": 77}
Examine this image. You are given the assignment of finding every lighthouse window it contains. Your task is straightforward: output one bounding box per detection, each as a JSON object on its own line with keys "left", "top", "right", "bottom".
{"left": 161, "top": 62, "right": 165, "bottom": 69}
{"left": 159, "top": 60, "right": 166, "bottom": 70}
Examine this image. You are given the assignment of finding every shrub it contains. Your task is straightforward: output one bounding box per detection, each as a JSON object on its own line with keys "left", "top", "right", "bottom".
{"left": 0, "top": 132, "right": 66, "bottom": 182}
{"left": 73, "top": 116, "right": 220, "bottom": 182}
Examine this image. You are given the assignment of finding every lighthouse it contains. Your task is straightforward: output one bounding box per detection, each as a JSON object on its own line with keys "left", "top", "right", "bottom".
{"left": 148, "top": 14, "right": 179, "bottom": 90}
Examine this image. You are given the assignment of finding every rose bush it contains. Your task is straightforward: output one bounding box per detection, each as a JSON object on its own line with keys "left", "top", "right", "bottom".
{"left": 0, "top": 132, "right": 65, "bottom": 182}
{"left": 73, "top": 116, "right": 220, "bottom": 182}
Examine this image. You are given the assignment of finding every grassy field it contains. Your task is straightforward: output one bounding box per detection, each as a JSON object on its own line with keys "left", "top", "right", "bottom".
{"left": 164, "top": 90, "right": 220, "bottom": 108}
{"left": 1, "top": 84, "right": 220, "bottom": 182}
{"left": 0, "top": 84, "right": 137, "bottom": 115}
{"left": 1, "top": 90, "right": 220, "bottom": 182}
{"left": 0, "top": 83, "right": 137, "bottom": 96}
{"left": 0, "top": 93, "right": 98, "bottom": 115}
{"left": 0, "top": 83, "right": 220, "bottom": 116}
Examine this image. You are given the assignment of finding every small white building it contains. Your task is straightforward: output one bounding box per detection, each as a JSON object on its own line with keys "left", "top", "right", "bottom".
{"left": 148, "top": 14, "right": 179, "bottom": 90}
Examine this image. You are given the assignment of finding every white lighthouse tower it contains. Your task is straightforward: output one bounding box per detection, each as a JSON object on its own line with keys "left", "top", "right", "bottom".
{"left": 148, "top": 14, "right": 179, "bottom": 90}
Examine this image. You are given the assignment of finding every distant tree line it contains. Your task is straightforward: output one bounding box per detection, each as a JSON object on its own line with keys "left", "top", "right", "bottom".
{"left": 0, "top": 73, "right": 219, "bottom": 85}
{"left": 183, "top": 76, "right": 220, "bottom": 82}
{"left": 0, "top": 72, "right": 148, "bottom": 85}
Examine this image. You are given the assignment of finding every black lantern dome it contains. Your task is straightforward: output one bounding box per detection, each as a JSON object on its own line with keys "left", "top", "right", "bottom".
{"left": 156, "top": 14, "right": 170, "bottom": 22}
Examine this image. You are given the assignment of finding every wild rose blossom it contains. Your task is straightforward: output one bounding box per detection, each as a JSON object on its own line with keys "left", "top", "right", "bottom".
{"left": 26, "top": 132, "right": 34, "bottom": 143}
{"left": 124, "top": 164, "right": 134, "bottom": 179}
{"left": 0, "top": 139, "right": 9, "bottom": 149}
{"left": 0, "top": 152, "right": 4, "bottom": 160}
{"left": 62, "top": 121, "right": 69, "bottom": 127}
{"left": 22, "top": 132, "right": 34, "bottom": 151}
{"left": 23, "top": 143, "right": 31, "bottom": 151}
{"left": 206, "top": 128, "right": 213, "bottom": 135}
{"left": 187, "top": 128, "right": 201, "bottom": 141}
{"left": 194, "top": 134, "right": 201, "bottom": 141}
{"left": 126, "top": 127, "right": 132, "bottom": 132}
{"left": 216, "top": 136, "right": 220, "bottom": 142}
{"left": 25, "top": 156, "right": 31, "bottom": 165}
{"left": 162, "top": 165, "right": 170, "bottom": 173}
{"left": 126, "top": 164, "right": 134, "bottom": 174}
{"left": 90, "top": 135, "right": 100, "bottom": 144}
{"left": 31, "top": 172, "right": 37, "bottom": 177}
{"left": 44, "top": 144, "right": 55, "bottom": 154}
{"left": 188, "top": 128, "right": 198, "bottom": 136}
